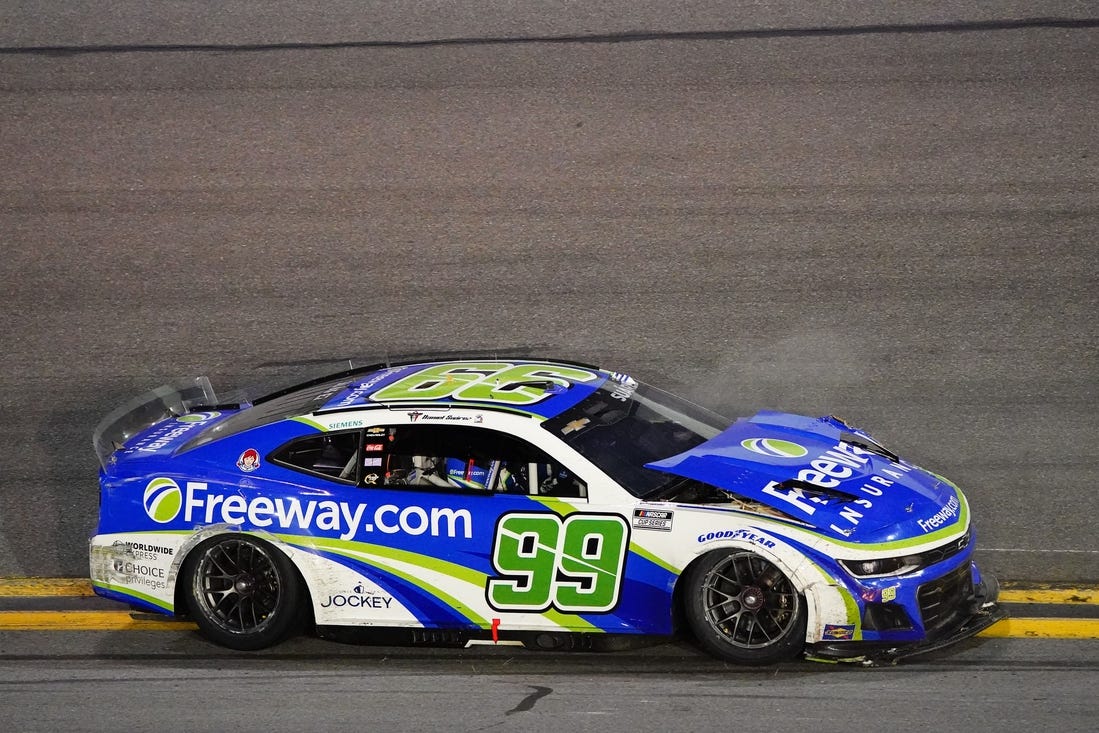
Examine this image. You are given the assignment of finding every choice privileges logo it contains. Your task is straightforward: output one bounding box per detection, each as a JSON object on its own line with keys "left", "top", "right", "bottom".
{"left": 741, "top": 438, "right": 809, "bottom": 458}
{"left": 140, "top": 477, "right": 471, "bottom": 540}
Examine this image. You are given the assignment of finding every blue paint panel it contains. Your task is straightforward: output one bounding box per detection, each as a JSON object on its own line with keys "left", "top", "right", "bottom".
{"left": 319, "top": 364, "right": 437, "bottom": 411}
{"left": 92, "top": 584, "right": 169, "bottom": 615}
{"left": 646, "top": 412, "right": 963, "bottom": 543}
{"left": 297, "top": 546, "right": 482, "bottom": 628}
{"left": 603, "top": 553, "right": 678, "bottom": 634}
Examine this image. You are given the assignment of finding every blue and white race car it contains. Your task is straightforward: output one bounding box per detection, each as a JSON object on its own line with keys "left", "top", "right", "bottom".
{"left": 90, "top": 357, "right": 1003, "bottom": 664}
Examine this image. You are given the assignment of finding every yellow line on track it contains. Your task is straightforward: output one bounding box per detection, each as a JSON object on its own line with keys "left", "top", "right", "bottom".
{"left": 4, "top": 579, "right": 1097, "bottom": 601}
{"left": 0, "top": 611, "right": 1094, "bottom": 639}
{"left": 998, "top": 588, "right": 1097, "bottom": 605}
{"left": 977, "top": 617, "right": 1099, "bottom": 639}
{"left": 0, "top": 577, "right": 1096, "bottom": 644}
{"left": 0, "top": 611, "right": 196, "bottom": 631}
{"left": 0, "top": 578, "right": 95, "bottom": 597}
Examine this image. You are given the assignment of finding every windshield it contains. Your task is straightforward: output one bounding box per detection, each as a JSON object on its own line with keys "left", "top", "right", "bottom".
{"left": 541, "top": 378, "right": 730, "bottom": 497}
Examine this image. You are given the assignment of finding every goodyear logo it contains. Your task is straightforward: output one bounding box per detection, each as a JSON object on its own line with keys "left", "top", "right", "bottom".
{"left": 741, "top": 438, "right": 808, "bottom": 458}
{"left": 143, "top": 477, "right": 183, "bottom": 523}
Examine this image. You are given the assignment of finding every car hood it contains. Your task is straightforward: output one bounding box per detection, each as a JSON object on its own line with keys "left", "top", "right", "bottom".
{"left": 645, "top": 411, "right": 966, "bottom": 545}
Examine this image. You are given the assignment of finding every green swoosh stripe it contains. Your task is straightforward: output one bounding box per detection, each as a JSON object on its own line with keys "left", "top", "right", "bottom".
{"left": 278, "top": 535, "right": 598, "bottom": 632}
{"left": 289, "top": 416, "right": 327, "bottom": 432}
{"left": 279, "top": 535, "right": 489, "bottom": 627}
{"left": 629, "top": 542, "right": 678, "bottom": 575}
{"left": 91, "top": 581, "right": 174, "bottom": 612}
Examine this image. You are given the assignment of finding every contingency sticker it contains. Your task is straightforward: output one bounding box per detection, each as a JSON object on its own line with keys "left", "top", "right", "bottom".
{"left": 632, "top": 509, "right": 673, "bottom": 531}
{"left": 823, "top": 624, "right": 856, "bottom": 641}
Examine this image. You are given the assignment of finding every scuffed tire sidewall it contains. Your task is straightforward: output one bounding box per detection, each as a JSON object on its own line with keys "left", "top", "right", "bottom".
{"left": 183, "top": 534, "right": 303, "bottom": 651}
{"left": 683, "top": 550, "right": 808, "bottom": 666}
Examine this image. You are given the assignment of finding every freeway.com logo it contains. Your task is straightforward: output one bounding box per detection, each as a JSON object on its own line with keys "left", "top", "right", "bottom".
{"left": 142, "top": 477, "right": 472, "bottom": 540}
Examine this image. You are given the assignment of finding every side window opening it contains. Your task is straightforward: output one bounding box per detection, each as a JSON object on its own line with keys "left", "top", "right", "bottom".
{"left": 368, "top": 425, "right": 587, "bottom": 498}
{"left": 270, "top": 431, "right": 361, "bottom": 484}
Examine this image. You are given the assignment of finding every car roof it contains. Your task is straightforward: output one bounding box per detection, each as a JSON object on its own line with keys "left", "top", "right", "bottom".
{"left": 174, "top": 358, "right": 620, "bottom": 454}
{"left": 306, "top": 358, "right": 613, "bottom": 420}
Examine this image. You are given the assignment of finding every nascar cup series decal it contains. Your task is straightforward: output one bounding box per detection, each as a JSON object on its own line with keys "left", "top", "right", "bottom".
{"left": 632, "top": 508, "right": 673, "bottom": 531}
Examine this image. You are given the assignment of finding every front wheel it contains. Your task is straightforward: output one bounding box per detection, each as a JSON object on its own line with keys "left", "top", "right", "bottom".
{"left": 683, "top": 549, "right": 807, "bottom": 665}
{"left": 183, "top": 535, "right": 303, "bottom": 650}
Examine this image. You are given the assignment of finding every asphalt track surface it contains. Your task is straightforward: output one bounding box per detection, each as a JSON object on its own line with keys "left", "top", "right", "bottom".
{"left": 0, "top": 640, "right": 1096, "bottom": 733}
{"left": 0, "top": 580, "right": 1095, "bottom": 732}
{"left": 1, "top": 3, "right": 1098, "bottom": 730}
{"left": 1, "top": 582, "right": 1098, "bottom": 733}
{"left": 3, "top": 3, "right": 1097, "bottom": 582}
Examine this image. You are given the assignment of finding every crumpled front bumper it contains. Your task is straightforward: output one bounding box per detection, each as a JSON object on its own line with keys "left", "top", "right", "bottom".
{"left": 807, "top": 573, "right": 1006, "bottom": 665}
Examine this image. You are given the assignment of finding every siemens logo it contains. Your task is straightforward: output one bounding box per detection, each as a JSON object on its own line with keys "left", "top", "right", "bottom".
{"left": 148, "top": 480, "right": 472, "bottom": 541}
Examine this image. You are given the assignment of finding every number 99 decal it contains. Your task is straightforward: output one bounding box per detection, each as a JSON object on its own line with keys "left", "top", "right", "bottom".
{"left": 487, "top": 513, "right": 629, "bottom": 613}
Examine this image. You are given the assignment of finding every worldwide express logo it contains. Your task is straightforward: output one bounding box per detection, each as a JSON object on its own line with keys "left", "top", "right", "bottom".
{"left": 141, "top": 478, "right": 471, "bottom": 540}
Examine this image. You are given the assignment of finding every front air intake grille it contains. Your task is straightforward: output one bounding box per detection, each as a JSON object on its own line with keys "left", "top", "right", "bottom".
{"left": 918, "top": 530, "right": 971, "bottom": 567}
{"left": 862, "top": 602, "right": 914, "bottom": 631}
{"left": 917, "top": 562, "right": 974, "bottom": 634}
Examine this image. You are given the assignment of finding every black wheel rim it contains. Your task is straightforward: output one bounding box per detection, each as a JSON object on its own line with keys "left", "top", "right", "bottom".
{"left": 700, "top": 551, "right": 800, "bottom": 650}
{"left": 194, "top": 539, "right": 281, "bottom": 635}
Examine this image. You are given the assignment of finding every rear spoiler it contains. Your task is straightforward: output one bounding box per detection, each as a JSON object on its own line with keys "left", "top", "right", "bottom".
{"left": 92, "top": 377, "right": 218, "bottom": 468}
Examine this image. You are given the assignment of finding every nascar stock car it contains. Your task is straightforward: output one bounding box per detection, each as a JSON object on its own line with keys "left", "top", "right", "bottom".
{"left": 91, "top": 357, "right": 1003, "bottom": 665}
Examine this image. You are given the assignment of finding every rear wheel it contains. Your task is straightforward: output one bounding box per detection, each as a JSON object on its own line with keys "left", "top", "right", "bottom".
{"left": 183, "top": 535, "right": 303, "bottom": 650}
{"left": 683, "top": 549, "right": 807, "bottom": 665}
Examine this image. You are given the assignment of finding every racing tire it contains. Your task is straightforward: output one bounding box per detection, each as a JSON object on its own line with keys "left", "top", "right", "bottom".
{"left": 683, "top": 549, "right": 807, "bottom": 665}
{"left": 183, "top": 534, "right": 304, "bottom": 651}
